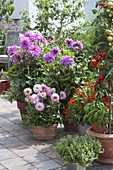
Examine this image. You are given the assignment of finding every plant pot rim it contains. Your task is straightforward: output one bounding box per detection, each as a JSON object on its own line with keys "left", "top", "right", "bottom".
{"left": 86, "top": 126, "right": 113, "bottom": 139}
{"left": 32, "top": 124, "right": 57, "bottom": 129}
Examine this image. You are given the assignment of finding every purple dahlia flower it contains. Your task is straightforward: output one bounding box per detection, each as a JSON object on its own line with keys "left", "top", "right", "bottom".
{"left": 51, "top": 93, "right": 59, "bottom": 102}
{"left": 60, "top": 55, "right": 73, "bottom": 67}
{"left": 24, "top": 31, "right": 33, "bottom": 39}
{"left": 27, "top": 44, "right": 42, "bottom": 59}
{"left": 30, "top": 94, "right": 40, "bottom": 104}
{"left": 60, "top": 91, "right": 66, "bottom": 100}
{"left": 48, "top": 88, "right": 56, "bottom": 96}
{"left": 50, "top": 47, "right": 60, "bottom": 57}
{"left": 72, "top": 40, "right": 83, "bottom": 53}
{"left": 35, "top": 102, "right": 45, "bottom": 111}
{"left": 65, "top": 38, "right": 73, "bottom": 48}
{"left": 41, "top": 84, "right": 48, "bottom": 92}
{"left": 24, "top": 88, "right": 32, "bottom": 96}
{"left": 43, "top": 53, "right": 55, "bottom": 63}
{"left": 7, "top": 45, "right": 18, "bottom": 55}
{"left": 20, "top": 37, "right": 31, "bottom": 49}
{"left": 33, "top": 84, "right": 42, "bottom": 93}
{"left": 12, "top": 51, "right": 24, "bottom": 64}
{"left": 31, "top": 31, "right": 47, "bottom": 44}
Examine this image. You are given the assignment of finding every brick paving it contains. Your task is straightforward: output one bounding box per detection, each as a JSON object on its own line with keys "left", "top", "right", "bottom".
{"left": 0, "top": 95, "right": 113, "bottom": 170}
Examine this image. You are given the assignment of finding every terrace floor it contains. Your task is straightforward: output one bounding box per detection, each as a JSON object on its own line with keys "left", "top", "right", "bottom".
{"left": 0, "top": 95, "right": 113, "bottom": 170}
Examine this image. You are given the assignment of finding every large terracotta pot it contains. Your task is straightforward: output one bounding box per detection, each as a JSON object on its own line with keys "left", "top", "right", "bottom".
{"left": 86, "top": 126, "right": 113, "bottom": 164}
{"left": 31, "top": 124, "right": 57, "bottom": 140}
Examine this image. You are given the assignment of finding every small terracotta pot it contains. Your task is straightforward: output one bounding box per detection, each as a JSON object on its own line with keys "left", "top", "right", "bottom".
{"left": 63, "top": 121, "right": 78, "bottom": 132}
{"left": 0, "top": 72, "right": 10, "bottom": 93}
{"left": 0, "top": 80, "right": 10, "bottom": 93}
{"left": 31, "top": 124, "right": 57, "bottom": 140}
{"left": 17, "top": 100, "right": 27, "bottom": 121}
{"left": 92, "top": 123, "right": 106, "bottom": 133}
{"left": 17, "top": 100, "right": 27, "bottom": 115}
{"left": 86, "top": 126, "right": 113, "bottom": 164}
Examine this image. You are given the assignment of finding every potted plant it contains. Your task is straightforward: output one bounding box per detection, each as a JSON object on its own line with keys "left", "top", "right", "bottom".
{"left": 55, "top": 135, "right": 103, "bottom": 169}
{"left": 84, "top": 100, "right": 109, "bottom": 133}
{"left": 66, "top": 83, "right": 96, "bottom": 135}
{"left": 23, "top": 83, "right": 66, "bottom": 140}
{"left": 7, "top": 29, "right": 86, "bottom": 126}
{"left": 86, "top": 0, "right": 113, "bottom": 164}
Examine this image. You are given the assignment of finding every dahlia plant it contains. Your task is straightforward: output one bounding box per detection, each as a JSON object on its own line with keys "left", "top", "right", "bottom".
{"left": 7, "top": 30, "right": 47, "bottom": 102}
{"left": 7, "top": 30, "right": 89, "bottom": 124}
{"left": 23, "top": 84, "right": 66, "bottom": 128}
{"left": 43, "top": 37, "right": 86, "bottom": 117}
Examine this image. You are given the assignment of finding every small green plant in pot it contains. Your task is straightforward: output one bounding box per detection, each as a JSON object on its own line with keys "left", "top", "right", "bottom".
{"left": 55, "top": 135, "right": 103, "bottom": 168}
{"left": 84, "top": 100, "right": 109, "bottom": 133}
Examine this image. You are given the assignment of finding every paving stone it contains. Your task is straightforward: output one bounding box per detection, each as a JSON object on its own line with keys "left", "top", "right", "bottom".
{"left": 0, "top": 117, "right": 15, "bottom": 127}
{"left": 7, "top": 164, "right": 38, "bottom": 170}
{"left": 0, "top": 164, "right": 5, "bottom": 170}
{"left": 12, "top": 147, "right": 38, "bottom": 157}
{"left": 17, "top": 136, "right": 43, "bottom": 146}
{"left": 0, "top": 149, "right": 17, "bottom": 160}
{"left": 2, "top": 115, "right": 20, "bottom": 123}
{"left": 0, "top": 131, "right": 13, "bottom": 139}
{"left": 33, "top": 143, "right": 52, "bottom": 152}
{"left": 0, "top": 157, "right": 28, "bottom": 169}
{"left": 5, "top": 141, "right": 28, "bottom": 149}
{"left": 2, "top": 124, "right": 25, "bottom": 131}
{"left": 45, "top": 150, "right": 60, "bottom": 159}
{"left": 32, "top": 160, "right": 61, "bottom": 170}
{"left": 23, "top": 152, "right": 49, "bottom": 163}
{"left": 0, "top": 129, "right": 5, "bottom": 133}
{"left": 9, "top": 128, "right": 30, "bottom": 136}
{"left": 0, "top": 136, "right": 22, "bottom": 145}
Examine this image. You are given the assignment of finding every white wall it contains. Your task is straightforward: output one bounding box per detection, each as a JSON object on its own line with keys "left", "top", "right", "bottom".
{"left": 84, "top": 0, "right": 98, "bottom": 18}
{"left": 11, "top": 0, "right": 98, "bottom": 26}
{"left": 11, "top": 0, "right": 29, "bottom": 19}
{"left": 28, "top": 0, "right": 37, "bottom": 28}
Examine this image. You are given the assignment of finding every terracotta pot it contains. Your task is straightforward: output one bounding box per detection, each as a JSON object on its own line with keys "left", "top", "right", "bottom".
{"left": 31, "top": 124, "right": 57, "bottom": 140}
{"left": 0, "top": 80, "right": 10, "bottom": 93}
{"left": 92, "top": 123, "right": 106, "bottom": 133}
{"left": 64, "top": 121, "right": 78, "bottom": 132}
{"left": 17, "top": 100, "right": 27, "bottom": 121}
{"left": 17, "top": 100, "right": 27, "bottom": 114}
{"left": 86, "top": 126, "right": 113, "bottom": 164}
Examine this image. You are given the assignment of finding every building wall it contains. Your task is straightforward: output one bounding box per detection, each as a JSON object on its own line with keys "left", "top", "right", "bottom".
{"left": 11, "top": 0, "right": 29, "bottom": 19}
{"left": 11, "top": 0, "right": 98, "bottom": 25}
{"left": 84, "top": 0, "right": 98, "bottom": 18}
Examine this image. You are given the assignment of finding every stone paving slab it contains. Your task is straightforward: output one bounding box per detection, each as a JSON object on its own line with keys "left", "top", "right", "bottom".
{"left": 1, "top": 95, "right": 113, "bottom": 170}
